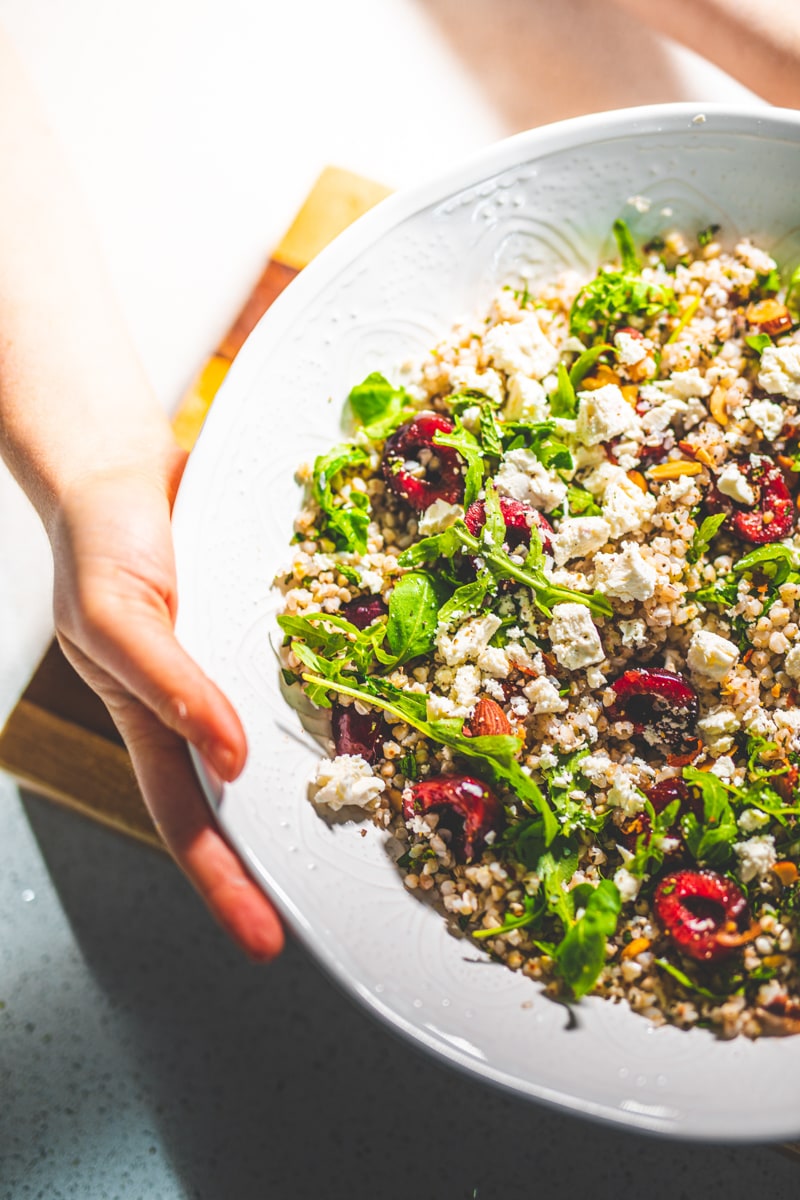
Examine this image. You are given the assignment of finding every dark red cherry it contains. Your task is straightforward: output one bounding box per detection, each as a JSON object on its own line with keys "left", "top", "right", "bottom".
{"left": 654, "top": 869, "right": 749, "bottom": 963}
{"left": 402, "top": 774, "right": 504, "bottom": 862}
{"left": 610, "top": 668, "right": 699, "bottom": 750}
{"left": 382, "top": 413, "right": 464, "bottom": 511}
{"left": 705, "top": 455, "right": 793, "bottom": 545}
{"left": 464, "top": 495, "right": 554, "bottom": 554}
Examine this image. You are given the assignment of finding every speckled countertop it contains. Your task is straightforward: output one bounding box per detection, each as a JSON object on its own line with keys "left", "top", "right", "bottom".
{"left": 2, "top": 2, "right": 799, "bottom": 1196}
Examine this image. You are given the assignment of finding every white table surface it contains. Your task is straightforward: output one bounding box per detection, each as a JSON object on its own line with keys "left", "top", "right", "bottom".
{"left": 2, "top": 2, "right": 800, "bottom": 1196}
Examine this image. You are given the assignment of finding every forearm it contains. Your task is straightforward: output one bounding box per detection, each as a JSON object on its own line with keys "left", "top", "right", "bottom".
{"left": 0, "top": 30, "right": 182, "bottom": 535}
{"left": 611, "top": 0, "right": 800, "bottom": 107}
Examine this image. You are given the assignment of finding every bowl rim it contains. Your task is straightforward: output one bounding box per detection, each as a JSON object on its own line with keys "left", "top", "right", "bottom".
{"left": 176, "top": 101, "right": 800, "bottom": 1141}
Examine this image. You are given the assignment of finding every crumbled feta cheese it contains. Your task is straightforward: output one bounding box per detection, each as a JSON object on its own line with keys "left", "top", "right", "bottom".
{"left": 576, "top": 384, "right": 643, "bottom": 446}
{"left": 447, "top": 365, "right": 504, "bottom": 405}
{"left": 427, "top": 692, "right": 458, "bottom": 721}
{"left": 580, "top": 752, "right": 615, "bottom": 786}
{"left": 358, "top": 567, "right": 384, "bottom": 594}
{"left": 506, "top": 374, "right": 549, "bottom": 421}
{"left": 607, "top": 767, "right": 646, "bottom": 816}
{"left": 475, "top": 646, "right": 510, "bottom": 678}
{"left": 436, "top": 613, "right": 502, "bottom": 667}
{"left": 662, "top": 475, "right": 700, "bottom": 505}
{"left": 662, "top": 367, "right": 712, "bottom": 400}
{"left": 452, "top": 665, "right": 482, "bottom": 713}
{"left": 716, "top": 462, "right": 756, "bottom": 507}
{"left": 618, "top": 618, "right": 648, "bottom": 648}
{"left": 709, "top": 755, "right": 737, "bottom": 780}
{"left": 582, "top": 461, "right": 630, "bottom": 497}
{"left": 495, "top": 448, "right": 567, "bottom": 512}
{"left": 733, "top": 835, "right": 777, "bottom": 883}
{"left": 311, "top": 755, "right": 386, "bottom": 812}
{"left": 548, "top": 602, "right": 604, "bottom": 670}
{"left": 601, "top": 476, "right": 657, "bottom": 538}
{"left": 614, "top": 866, "right": 642, "bottom": 903}
{"left": 686, "top": 630, "right": 739, "bottom": 681}
{"left": 592, "top": 542, "right": 657, "bottom": 602}
{"left": 523, "top": 676, "right": 568, "bottom": 714}
{"left": 614, "top": 330, "right": 647, "bottom": 366}
{"left": 483, "top": 311, "right": 560, "bottom": 381}
{"left": 758, "top": 345, "right": 800, "bottom": 402}
{"left": 784, "top": 645, "right": 800, "bottom": 679}
{"left": 746, "top": 398, "right": 786, "bottom": 441}
{"left": 774, "top": 708, "right": 800, "bottom": 750}
{"left": 737, "top": 808, "right": 770, "bottom": 833}
{"left": 697, "top": 708, "right": 740, "bottom": 743}
{"left": 418, "top": 498, "right": 463, "bottom": 535}
{"left": 550, "top": 516, "right": 612, "bottom": 566}
{"left": 640, "top": 399, "right": 688, "bottom": 434}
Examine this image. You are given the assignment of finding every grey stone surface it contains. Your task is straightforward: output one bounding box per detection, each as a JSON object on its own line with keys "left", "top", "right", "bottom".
{"left": 3, "top": 781, "right": 800, "bottom": 1200}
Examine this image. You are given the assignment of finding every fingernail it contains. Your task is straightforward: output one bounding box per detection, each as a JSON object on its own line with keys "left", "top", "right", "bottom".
{"left": 211, "top": 744, "right": 238, "bottom": 781}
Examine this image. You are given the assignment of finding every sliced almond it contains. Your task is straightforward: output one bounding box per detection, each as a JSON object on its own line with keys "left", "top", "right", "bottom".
{"left": 465, "top": 696, "right": 512, "bottom": 737}
{"left": 581, "top": 363, "right": 621, "bottom": 390}
{"left": 715, "top": 919, "right": 761, "bottom": 948}
{"left": 620, "top": 383, "right": 640, "bottom": 404}
{"left": 620, "top": 936, "right": 650, "bottom": 960}
{"left": 626, "top": 469, "right": 648, "bottom": 493}
{"left": 648, "top": 460, "right": 704, "bottom": 480}
{"left": 747, "top": 298, "right": 793, "bottom": 336}
{"left": 772, "top": 861, "right": 799, "bottom": 887}
{"left": 709, "top": 386, "right": 729, "bottom": 426}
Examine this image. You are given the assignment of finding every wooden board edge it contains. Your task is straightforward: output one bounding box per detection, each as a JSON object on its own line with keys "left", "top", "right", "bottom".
{"left": 0, "top": 699, "right": 163, "bottom": 851}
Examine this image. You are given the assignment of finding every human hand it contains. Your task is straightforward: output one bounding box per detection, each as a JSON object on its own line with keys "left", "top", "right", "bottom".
{"left": 48, "top": 454, "right": 285, "bottom": 961}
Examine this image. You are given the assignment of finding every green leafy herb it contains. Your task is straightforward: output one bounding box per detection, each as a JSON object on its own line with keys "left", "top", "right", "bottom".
{"left": 681, "top": 767, "right": 738, "bottom": 866}
{"left": 786, "top": 264, "right": 800, "bottom": 315}
{"left": 500, "top": 421, "right": 573, "bottom": 472}
{"left": 311, "top": 443, "right": 371, "bottom": 552}
{"left": 687, "top": 512, "right": 727, "bottom": 564}
{"left": 380, "top": 571, "right": 448, "bottom": 665}
{"left": 433, "top": 420, "right": 485, "bottom": 506}
{"left": 554, "top": 880, "right": 622, "bottom": 998}
{"left": 570, "top": 270, "right": 675, "bottom": 345}
{"left": 299, "top": 671, "right": 560, "bottom": 842}
{"left": 549, "top": 362, "right": 578, "bottom": 418}
{"left": 654, "top": 958, "right": 729, "bottom": 1001}
{"left": 627, "top": 799, "right": 681, "bottom": 878}
{"left": 472, "top": 893, "right": 542, "bottom": 940}
{"left": 758, "top": 267, "right": 782, "bottom": 296}
{"left": 398, "top": 750, "right": 419, "bottom": 781}
{"left": 745, "top": 333, "right": 773, "bottom": 356}
{"left": 569, "top": 342, "right": 614, "bottom": 390}
{"left": 697, "top": 223, "right": 721, "bottom": 248}
{"left": 613, "top": 218, "right": 640, "bottom": 273}
{"left": 348, "top": 372, "right": 412, "bottom": 439}
{"left": 565, "top": 484, "right": 602, "bottom": 517}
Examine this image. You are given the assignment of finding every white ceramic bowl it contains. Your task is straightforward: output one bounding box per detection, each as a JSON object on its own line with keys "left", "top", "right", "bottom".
{"left": 173, "top": 104, "right": 800, "bottom": 1140}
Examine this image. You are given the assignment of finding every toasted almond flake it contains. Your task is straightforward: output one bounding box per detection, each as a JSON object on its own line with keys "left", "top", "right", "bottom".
{"left": 747, "top": 299, "right": 793, "bottom": 336}
{"left": 621, "top": 383, "right": 639, "bottom": 404}
{"left": 621, "top": 937, "right": 651, "bottom": 960}
{"left": 648, "top": 460, "right": 703, "bottom": 480}
{"left": 626, "top": 469, "right": 648, "bottom": 493}
{"left": 709, "top": 386, "right": 729, "bottom": 426}
{"left": 581, "top": 364, "right": 621, "bottom": 389}
{"left": 772, "top": 861, "right": 799, "bottom": 887}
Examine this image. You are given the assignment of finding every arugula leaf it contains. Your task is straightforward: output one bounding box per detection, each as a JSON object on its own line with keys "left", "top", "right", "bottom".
{"left": 311, "top": 443, "right": 371, "bottom": 552}
{"left": 554, "top": 880, "right": 622, "bottom": 998}
{"left": 436, "top": 572, "right": 494, "bottom": 629}
{"left": 733, "top": 543, "right": 798, "bottom": 583}
{"left": 654, "top": 958, "right": 729, "bottom": 1001}
{"left": 758, "top": 267, "right": 782, "bottom": 296}
{"left": 397, "top": 524, "right": 464, "bottom": 568}
{"left": 786, "top": 264, "right": 800, "bottom": 316}
{"left": 682, "top": 767, "right": 738, "bottom": 866}
{"left": 565, "top": 484, "right": 602, "bottom": 517}
{"left": 500, "top": 421, "right": 573, "bottom": 472}
{"left": 478, "top": 403, "right": 504, "bottom": 458}
{"left": 550, "top": 362, "right": 578, "bottom": 418}
{"left": 687, "top": 512, "right": 727, "bottom": 564}
{"left": 613, "top": 218, "right": 640, "bottom": 273}
{"left": 433, "top": 421, "right": 484, "bottom": 506}
{"left": 348, "top": 372, "right": 411, "bottom": 439}
{"left": 569, "top": 342, "right": 614, "bottom": 390}
{"left": 299, "top": 671, "right": 560, "bottom": 842}
{"left": 697, "top": 223, "right": 721, "bottom": 248}
{"left": 380, "top": 571, "right": 448, "bottom": 665}
{"left": 537, "top": 841, "right": 581, "bottom": 930}
{"left": 627, "top": 799, "right": 680, "bottom": 877}
{"left": 472, "top": 893, "right": 542, "bottom": 940}
{"left": 570, "top": 269, "right": 675, "bottom": 344}
{"left": 745, "top": 333, "right": 773, "bottom": 356}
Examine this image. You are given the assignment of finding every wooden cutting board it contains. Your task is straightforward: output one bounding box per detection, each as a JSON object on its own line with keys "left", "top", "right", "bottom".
{"left": 0, "top": 166, "right": 390, "bottom": 848}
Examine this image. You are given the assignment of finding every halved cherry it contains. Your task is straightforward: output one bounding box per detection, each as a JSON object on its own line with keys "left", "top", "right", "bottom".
{"left": 619, "top": 777, "right": 698, "bottom": 852}
{"left": 705, "top": 454, "right": 793, "bottom": 545}
{"left": 609, "top": 668, "right": 699, "bottom": 750}
{"left": 402, "top": 774, "right": 504, "bottom": 862}
{"left": 340, "top": 594, "right": 387, "bottom": 629}
{"left": 464, "top": 496, "right": 554, "bottom": 554}
{"left": 654, "top": 869, "right": 749, "bottom": 963}
{"left": 331, "top": 703, "right": 386, "bottom": 764}
{"left": 382, "top": 412, "right": 464, "bottom": 511}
